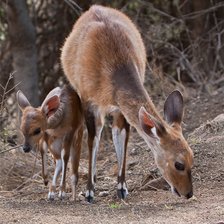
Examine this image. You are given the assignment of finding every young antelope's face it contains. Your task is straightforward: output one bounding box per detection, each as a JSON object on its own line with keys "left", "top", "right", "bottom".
{"left": 20, "top": 107, "right": 46, "bottom": 153}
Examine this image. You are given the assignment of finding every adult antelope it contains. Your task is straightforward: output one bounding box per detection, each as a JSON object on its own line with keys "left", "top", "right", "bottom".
{"left": 61, "top": 5, "right": 193, "bottom": 202}
{"left": 17, "top": 85, "right": 83, "bottom": 200}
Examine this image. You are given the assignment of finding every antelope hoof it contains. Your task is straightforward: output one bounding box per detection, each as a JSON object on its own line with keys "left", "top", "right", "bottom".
{"left": 48, "top": 191, "right": 55, "bottom": 201}
{"left": 85, "top": 190, "right": 94, "bottom": 203}
{"left": 117, "top": 182, "right": 128, "bottom": 199}
{"left": 59, "top": 191, "right": 66, "bottom": 200}
{"left": 44, "top": 179, "right": 49, "bottom": 186}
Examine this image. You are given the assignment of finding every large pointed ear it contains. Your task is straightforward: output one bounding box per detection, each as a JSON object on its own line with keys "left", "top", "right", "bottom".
{"left": 139, "top": 106, "right": 166, "bottom": 138}
{"left": 164, "top": 90, "right": 184, "bottom": 125}
{"left": 41, "top": 87, "right": 61, "bottom": 118}
{"left": 16, "top": 90, "right": 31, "bottom": 111}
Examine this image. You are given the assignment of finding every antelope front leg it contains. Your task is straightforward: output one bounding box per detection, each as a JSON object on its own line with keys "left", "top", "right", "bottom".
{"left": 112, "top": 112, "right": 130, "bottom": 199}
{"left": 48, "top": 158, "right": 62, "bottom": 200}
{"left": 40, "top": 141, "right": 48, "bottom": 186}
{"left": 84, "top": 105, "right": 104, "bottom": 203}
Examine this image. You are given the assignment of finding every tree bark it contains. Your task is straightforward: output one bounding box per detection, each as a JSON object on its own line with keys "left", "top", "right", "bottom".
{"left": 4, "top": 0, "right": 39, "bottom": 106}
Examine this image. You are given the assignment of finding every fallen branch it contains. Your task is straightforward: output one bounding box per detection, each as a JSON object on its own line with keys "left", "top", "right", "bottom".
{"left": 0, "top": 144, "right": 22, "bottom": 154}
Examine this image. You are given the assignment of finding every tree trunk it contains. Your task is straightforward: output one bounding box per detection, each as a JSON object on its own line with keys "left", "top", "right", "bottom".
{"left": 4, "top": 0, "right": 39, "bottom": 106}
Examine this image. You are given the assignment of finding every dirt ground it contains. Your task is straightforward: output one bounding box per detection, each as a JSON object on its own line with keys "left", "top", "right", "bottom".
{"left": 0, "top": 87, "right": 224, "bottom": 224}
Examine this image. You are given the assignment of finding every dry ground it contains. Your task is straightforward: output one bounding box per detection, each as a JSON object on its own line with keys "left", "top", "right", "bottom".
{"left": 0, "top": 88, "right": 224, "bottom": 224}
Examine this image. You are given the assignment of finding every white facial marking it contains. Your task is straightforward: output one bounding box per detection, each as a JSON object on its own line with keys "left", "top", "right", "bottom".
{"left": 151, "top": 127, "right": 160, "bottom": 143}
{"left": 112, "top": 127, "right": 126, "bottom": 176}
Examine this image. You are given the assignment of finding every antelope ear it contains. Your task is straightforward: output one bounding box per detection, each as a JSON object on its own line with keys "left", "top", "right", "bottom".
{"left": 139, "top": 106, "right": 166, "bottom": 138}
{"left": 164, "top": 90, "right": 184, "bottom": 125}
{"left": 41, "top": 95, "right": 60, "bottom": 118}
{"left": 16, "top": 90, "right": 31, "bottom": 110}
{"left": 41, "top": 87, "right": 61, "bottom": 118}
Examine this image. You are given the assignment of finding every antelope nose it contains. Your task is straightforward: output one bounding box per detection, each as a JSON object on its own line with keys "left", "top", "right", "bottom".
{"left": 23, "top": 144, "right": 31, "bottom": 153}
{"left": 186, "top": 190, "right": 193, "bottom": 199}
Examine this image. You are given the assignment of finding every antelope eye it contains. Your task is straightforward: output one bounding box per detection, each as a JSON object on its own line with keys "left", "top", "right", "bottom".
{"left": 175, "top": 161, "right": 185, "bottom": 171}
{"left": 33, "top": 128, "right": 41, "bottom": 135}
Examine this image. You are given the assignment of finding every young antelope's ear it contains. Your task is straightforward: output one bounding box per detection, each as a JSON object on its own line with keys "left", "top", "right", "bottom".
{"left": 41, "top": 87, "right": 61, "bottom": 118}
{"left": 41, "top": 95, "right": 60, "bottom": 118}
{"left": 164, "top": 90, "right": 184, "bottom": 125}
{"left": 16, "top": 90, "right": 31, "bottom": 110}
{"left": 139, "top": 106, "right": 166, "bottom": 138}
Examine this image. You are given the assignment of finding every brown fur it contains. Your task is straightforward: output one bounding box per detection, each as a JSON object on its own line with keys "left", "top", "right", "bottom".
{"left": 61, "top": 5, "right": 193, "bottom": 199}
{"left": 17, "top": 85, "right": 83, "bottom": 200}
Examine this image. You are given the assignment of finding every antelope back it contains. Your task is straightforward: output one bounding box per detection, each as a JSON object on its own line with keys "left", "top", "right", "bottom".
{"left": 61, "top": 5, "right": 146, "bottom": 108}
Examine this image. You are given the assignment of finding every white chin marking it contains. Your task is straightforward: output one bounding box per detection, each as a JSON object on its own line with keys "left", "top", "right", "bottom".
{"left": 171, "top": 186, "right": 175, "bottom": 194}
{"left": 171, "top": 185, "right": 180, "bottom": 197}
{"left": 85, "top": 190, "right": 94, "bottom": 198}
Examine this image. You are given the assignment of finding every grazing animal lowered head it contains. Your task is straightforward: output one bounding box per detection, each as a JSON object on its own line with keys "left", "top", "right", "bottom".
{"left": 61, "top": 5, "right": 194, "bottom": 202}
{"left": 17, "top": 85, "right": 83, "bottom": 201}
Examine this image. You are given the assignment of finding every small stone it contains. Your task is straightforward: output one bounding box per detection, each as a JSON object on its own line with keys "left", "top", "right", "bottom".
{"left": 130, "top": 148, "right": 138, "bottom": 155}
{"left": 78, "top": 191, "right": 85, "bottom": 200}
{"left": 99, "top": 191, "right": 109, "bottom": 197}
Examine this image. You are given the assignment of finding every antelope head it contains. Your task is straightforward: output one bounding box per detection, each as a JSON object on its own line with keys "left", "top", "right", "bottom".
{"left": 139, "top": 90, "right": 194, "bottom": 199}
{"left": 17, "top": 87, "right": 62, "bottom": 153}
